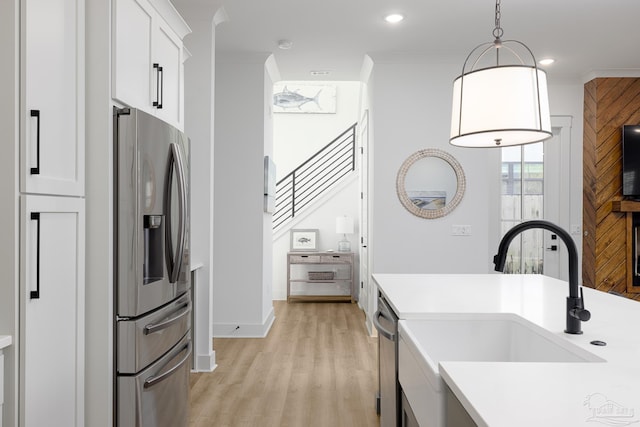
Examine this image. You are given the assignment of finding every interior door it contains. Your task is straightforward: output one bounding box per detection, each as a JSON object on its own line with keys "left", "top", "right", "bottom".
{"left": 358, "top": 109, "right": 374, "bottom": 332}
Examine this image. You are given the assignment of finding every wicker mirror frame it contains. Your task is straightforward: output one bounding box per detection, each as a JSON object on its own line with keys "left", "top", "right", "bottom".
{"left": 396, "top": 148, "right": 466, "bottom": 219}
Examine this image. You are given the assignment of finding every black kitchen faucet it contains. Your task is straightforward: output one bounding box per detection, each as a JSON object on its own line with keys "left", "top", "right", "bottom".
{"left": 493, "top": 220, "right": 591, "bottom": 334}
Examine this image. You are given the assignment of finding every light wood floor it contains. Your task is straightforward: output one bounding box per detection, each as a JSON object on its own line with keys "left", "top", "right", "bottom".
{"left": 189, "top": 301, "right": 380, "bottom": 426}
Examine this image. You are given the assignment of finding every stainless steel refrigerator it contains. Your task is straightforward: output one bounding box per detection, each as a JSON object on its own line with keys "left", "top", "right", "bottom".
{"left": 114, "top": 107, "right": 192, "bottom": 427}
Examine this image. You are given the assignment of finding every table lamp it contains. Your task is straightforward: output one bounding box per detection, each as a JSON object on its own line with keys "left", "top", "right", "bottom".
{"left": 336, "top": 216, "right": 354, "bottom": 252}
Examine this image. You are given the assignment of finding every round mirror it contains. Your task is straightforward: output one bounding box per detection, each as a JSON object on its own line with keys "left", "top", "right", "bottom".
{"left": 396, "top": 148, "right": 466, "bottom": 219}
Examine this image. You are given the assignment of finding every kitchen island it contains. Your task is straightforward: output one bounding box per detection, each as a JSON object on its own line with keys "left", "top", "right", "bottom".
{"left": 373, "top": 273, "right": 640, "bottom": 427}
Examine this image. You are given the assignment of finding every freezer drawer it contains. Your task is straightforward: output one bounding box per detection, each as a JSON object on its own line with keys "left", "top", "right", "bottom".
{"left": 118, "top": 333, "right": 192, "bottom": 427}
{"left": 118, "top": 292, "right": 191, "bottom": 374}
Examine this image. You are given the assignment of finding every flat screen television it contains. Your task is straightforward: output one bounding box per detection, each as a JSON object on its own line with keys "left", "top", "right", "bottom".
{"left": 622, "top": 125, "right": 640, "bottom": 198}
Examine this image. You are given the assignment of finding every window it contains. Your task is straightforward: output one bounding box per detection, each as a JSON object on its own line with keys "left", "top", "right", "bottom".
{"left": 500, "top": 143, "right": 544, "bottom": 274}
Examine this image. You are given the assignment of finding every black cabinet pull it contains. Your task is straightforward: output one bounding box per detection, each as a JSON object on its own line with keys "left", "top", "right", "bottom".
{"left": 30, "top": 110, "right": 40, "bottom": 174}
{"left": 153, "top": 63, "right": 163, "bottom": 109}
{"left": 30, "top": 212, "right": 41, "bottom": 299}
{"left": 158, "top": 65, "right": 164, "bottom": 109}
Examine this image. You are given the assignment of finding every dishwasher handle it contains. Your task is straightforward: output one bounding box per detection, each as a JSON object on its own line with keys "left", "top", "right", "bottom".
{"left": 373, "top": 308, "right": 396, "bottom": 341}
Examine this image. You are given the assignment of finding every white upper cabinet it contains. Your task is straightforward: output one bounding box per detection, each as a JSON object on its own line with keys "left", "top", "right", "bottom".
{"left": 112, "top": 0, "right": 191, "bottom": 130}
{"left": 22, "top": 0, "right": 85, "bottom": 197}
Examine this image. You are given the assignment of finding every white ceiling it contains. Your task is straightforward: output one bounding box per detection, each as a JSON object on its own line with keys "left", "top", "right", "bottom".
{"left": 210, "top": 0, "right": 640, "bottom": 83}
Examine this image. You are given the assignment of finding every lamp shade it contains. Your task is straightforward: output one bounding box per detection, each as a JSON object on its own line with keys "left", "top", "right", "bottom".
{"left": 336, "top": 216, "right": 354, "bottom": 235}
{"left": 450, "top": 65, "right": 552, "bottom": 148}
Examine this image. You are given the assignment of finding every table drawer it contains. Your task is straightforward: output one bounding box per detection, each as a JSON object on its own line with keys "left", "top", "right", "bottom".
{"left": 321, "top": 254, "right": 350, "bottom": 263}
{"left": 289, "top": 255, "right": 321, "bottom": 263}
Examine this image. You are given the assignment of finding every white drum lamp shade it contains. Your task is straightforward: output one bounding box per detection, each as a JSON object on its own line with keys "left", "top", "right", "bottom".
{"left": 450, "top": 65, "right": 551, "bottom": 147}
{"left": 449, "top": 0, "right": 552, "bottom": 148}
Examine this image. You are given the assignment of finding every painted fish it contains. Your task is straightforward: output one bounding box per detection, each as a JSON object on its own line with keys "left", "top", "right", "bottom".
{"left": 297, "top": 237, "right": 311, "bottom": 243}
{"left": 273, "top": 86, "right": 322, "bottom": 110}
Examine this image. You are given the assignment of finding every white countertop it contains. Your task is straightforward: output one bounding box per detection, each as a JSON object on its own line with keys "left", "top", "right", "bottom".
{"left": 0, "top": 335, "right": 12, "bottom": 350}
{"left": 373, "top": 273, "right": 640, "bottom": 427}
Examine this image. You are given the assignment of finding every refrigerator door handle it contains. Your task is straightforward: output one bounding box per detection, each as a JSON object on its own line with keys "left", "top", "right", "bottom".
{"left": 143, "top": 300, "right": 191, "bottom": 335}
{"left": 166, "top": 143, "right": 187, "bottom": 284}
{"left": 143, "top": 340, "right": 192, "bottom": 389}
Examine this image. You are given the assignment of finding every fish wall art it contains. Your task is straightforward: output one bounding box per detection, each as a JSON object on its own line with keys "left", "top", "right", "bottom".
{"left": 273, "top": 83, "right": 337, "bottom": 114}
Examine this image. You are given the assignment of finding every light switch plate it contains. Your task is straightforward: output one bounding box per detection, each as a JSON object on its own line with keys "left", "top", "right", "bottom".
{"left": 452, "top": 225, "right": 472, "bottom": 236}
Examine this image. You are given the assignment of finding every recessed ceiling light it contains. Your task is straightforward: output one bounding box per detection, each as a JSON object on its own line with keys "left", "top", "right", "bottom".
{"left": 539, "top": 58, "right": 555, "bottom": 66}
{"left": 384, "top": 13, "right": 404, "bottom": 24}
{"left": 277, "top": 39, "right": 293, "bottom": 50}
{"left": 310, "top": 70, "right": 331, "bottom": 76}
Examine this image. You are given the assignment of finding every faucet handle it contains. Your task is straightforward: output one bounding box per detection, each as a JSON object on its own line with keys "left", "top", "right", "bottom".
{"left": 570, "top": 288, "right": 591, "bottom": 321}
{"left": 570, "top": 307, "right": 591, "bottom": 321}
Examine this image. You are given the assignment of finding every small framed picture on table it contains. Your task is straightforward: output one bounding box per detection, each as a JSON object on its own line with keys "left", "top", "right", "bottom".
{"left": 290, "top": 229, "right": 319, "bottom": 251}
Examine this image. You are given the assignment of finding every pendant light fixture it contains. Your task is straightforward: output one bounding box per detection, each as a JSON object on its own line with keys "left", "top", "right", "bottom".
{"left": 449, "top": 0, "right": 552, "bottom": 148}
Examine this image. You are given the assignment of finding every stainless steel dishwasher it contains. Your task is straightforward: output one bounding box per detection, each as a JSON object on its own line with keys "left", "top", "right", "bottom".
{"left": 374, "top": 294, "right": 400, "bottom": 427}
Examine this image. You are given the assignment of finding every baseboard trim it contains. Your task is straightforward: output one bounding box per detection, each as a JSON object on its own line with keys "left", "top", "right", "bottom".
{"left": 213, "top": 307, "right": 276, "bottom": 338}
{"left": 192, "top": 351, "right": 217, "bottom": 372}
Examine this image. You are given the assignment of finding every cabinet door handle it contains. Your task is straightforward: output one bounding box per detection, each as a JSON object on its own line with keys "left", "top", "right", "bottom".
{"left": 153, "top": 63, "right": 163, "bottom": 108}
{"left": 30, "top": 110, "right": 40, "bottom": 175}
{"left": 30, "top": 212, "right": 41, "bottom": 299}
{"left": 158, "top": 65, "right": 164, "bottom": 109}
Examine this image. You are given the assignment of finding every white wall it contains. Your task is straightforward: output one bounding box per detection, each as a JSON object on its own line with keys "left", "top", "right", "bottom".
{"left": 85, "top": 0, "right": 114, "bottom": 425}
{"left": 174, "top": 0, "right": 218, "bottom": 371}
{"left": 370, "top": 57, "right": 494, "bottom": 274}
{"left": 213, "top": 52, "right": 275, "bottom": 337}
{"left": 0, "top": 2, "right": 19, "bottom": 425}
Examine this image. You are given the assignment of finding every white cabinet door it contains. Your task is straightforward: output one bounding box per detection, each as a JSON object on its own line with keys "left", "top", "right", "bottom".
{"left": 112, "top": 0, "right": 188, "bottom": 130}
{"left": 22, "top": 0, "right": 84, "bottom": 197}
{"left": 153, "top": 20, "right": 183, "bottom": 128}
{"left": 20, "top": 195, "right": 85, "bottom": 427}
{"left": 112, "top": 0, "right": 154, "bottom": 114}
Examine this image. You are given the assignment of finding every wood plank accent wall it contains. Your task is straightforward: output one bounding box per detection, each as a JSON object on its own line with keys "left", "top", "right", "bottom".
{"left": 583, "top": 78, "right": 640, "bottom": 301}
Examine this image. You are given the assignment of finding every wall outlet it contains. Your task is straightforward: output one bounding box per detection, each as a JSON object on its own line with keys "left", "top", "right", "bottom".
{"left": 452, "top": 225, "right": 472, "bottom": 236}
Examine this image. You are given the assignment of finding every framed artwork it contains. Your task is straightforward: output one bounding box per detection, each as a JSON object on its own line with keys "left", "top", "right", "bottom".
{"left": 273, "top": 84, "right": 337, "bottom": 114}
{"left": 290, "top": 229, "right": 319, "bottom": 251}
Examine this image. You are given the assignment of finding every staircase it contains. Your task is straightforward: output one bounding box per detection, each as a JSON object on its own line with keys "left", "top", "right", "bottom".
{"left": 273, "top": 123, "right": 357, "bottom": 230}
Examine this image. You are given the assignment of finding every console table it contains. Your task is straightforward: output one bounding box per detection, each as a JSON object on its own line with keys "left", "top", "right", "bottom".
{"left": 287, "top": 251, "right": 354, "bottom": 302}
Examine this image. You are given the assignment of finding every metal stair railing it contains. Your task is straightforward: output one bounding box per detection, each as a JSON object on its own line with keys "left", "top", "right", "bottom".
{"left": 273, "top": 123, "right": 357, "bottom": 230}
